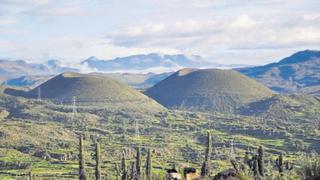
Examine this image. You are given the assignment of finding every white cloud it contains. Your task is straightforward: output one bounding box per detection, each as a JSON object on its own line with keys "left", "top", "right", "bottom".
{"left": 0, "top": 18, "right": 17, "bottom": 25}
{"left": 106, "top": 12, "right": 320, "bottom": 64}
{"left": 0, "top": 36, "right": 179, "bottom": 63}
{"left": 1, "top": 0, "right": 320, "bottom": 65}
{"left": 25, "top": 6, "right": 89, "bottom": 17}
{"left": 229, "top": 15, "right": 256, "bottom": 29}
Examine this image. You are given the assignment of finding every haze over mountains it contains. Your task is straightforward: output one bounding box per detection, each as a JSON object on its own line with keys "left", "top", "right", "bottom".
{"left": 82, "top": 53, "right": 244, "bottom": 73}
{"left": 0, "top": 59, "right": 78, "bottom": 83}
{"left": 1, "top": 50, "right": 320, "bottom": 95}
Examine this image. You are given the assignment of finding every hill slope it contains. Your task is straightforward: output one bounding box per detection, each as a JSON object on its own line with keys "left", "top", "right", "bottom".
{"left": 238, "top": 50, "right": 320, "bottom": 94}
{"left": 5, "top": 72, "right": 163, "bottom": 111}
{"left": 145, "top": 68, "right": 273, "bottom": 112}
{"left": 239, "top": 94, "right": 320, "bottom": 119}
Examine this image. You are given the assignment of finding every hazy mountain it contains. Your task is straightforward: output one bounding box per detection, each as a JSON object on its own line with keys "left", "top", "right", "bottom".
{"left": 0, "top": 59, "right": 79, "bottom": 83}
{"left": 82, "top": 53, "right": 243, "bottom": 73}
{"left": 0, "top": 59, "right": 49, "bottom": 80}
{"left": 238, "top": 50, "right": 320, "bottom": 94}
{"left": 4, "top": 75, "right": 53, "bottom": 88}
{"left": 145, "top": 68, "right": 273, "bottom": 112}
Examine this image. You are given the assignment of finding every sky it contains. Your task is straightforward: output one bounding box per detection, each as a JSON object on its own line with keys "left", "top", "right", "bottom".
{"left": 0, "top": 0, "right": 319, "bottom": 65}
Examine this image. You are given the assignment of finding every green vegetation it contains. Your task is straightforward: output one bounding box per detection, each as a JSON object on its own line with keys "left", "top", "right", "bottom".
{"left": 0, "top": 92, "right": 319, "bottom": 179}
{"left": 0, "top": 69, "right": 320, "bottom": 179}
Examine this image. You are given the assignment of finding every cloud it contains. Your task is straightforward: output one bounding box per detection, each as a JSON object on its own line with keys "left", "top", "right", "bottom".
{"left": 229, "top": 15, "right": 256, "bottom": 29}
{"left": 0, "top": 18, "right": 16, "bottom": 25}
{"left": 1, "top": 0, "right": 320, "bottom": 65}
{"left": 0, "top": 0, "right": 93, "bottom": 18}
{"left": 24, "top": 6, "right": 89, "bottom": 17}
{"left": 106, "top": 12, "right": 320, "bottom": 61}
{"left": 0, "top": 36, "right": 179, "bottom": 63}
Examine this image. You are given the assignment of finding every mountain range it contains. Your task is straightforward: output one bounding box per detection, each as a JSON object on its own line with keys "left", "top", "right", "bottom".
{"left": 1, "top": 50, "right": 320, "bottom": 95}
{"left": 238, "top": 50, "right": 320, "bottom": 94}
{"left": 0, "top": 59, "right": 78, "bottom": 83}
{"left": 1, "top": 53, "right": 241, "bottom": 88}
{"left": 81, "top": 53, "right": 243, "bottom": 73}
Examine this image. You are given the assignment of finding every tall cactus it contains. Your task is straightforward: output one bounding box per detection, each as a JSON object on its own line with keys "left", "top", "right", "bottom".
{"left": 257, "top": 146, "right": 264, "bottom": 177}
{"left": 244, "top": 151, "right": 252, "bottom": 168}
{"left": 79, "top": 134, "right": 87, "bottom": 180}
{"left": 252, "top": 155, "right": 260, "bottom": 177}
{"left": 95, "top": 142, "right": 101, "bottom": 180}
{"left": 201, "top": 131, "right": 212, "bottom": 177}
{"left": 28, "top": 171, "right": 33, "bottom": 180}
{"left": 130, "top": 161, "right": 137, "bottom": 180}
{"left": 276, "top": 153, "right": 284, "bottom": 176}
{"left": 121, "top": 150, "right": 127, "bottom": 180}
{"left": 146, "top": 148, "right": 152, "bottom": 180}
{"left": 136, "top": 147, "right": 141, "bottom": 178}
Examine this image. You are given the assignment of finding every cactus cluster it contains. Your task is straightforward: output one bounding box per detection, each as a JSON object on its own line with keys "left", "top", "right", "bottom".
{"left": 77, "top": 136, "right": 153, "bottom": 180}
{"left": 76, "top": 130, "right": 297, "bottom": 180}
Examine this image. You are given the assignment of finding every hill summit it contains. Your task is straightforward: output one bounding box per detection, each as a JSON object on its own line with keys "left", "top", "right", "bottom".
{"left": 145, "top": 68, "right": 273, "bottom": 112}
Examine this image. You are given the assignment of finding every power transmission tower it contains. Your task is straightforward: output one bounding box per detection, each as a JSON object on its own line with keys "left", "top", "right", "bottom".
{"left": 71, "top": 96, "right": 77, "bottom": 122}
{"left": 230, "top": 138, "right": 235, "bottom": 160}
{"left": 37, "top": 87, "right": 41, "bottom": 102}
{"left": 134, "top": 117, "right": 139, "bottom": 138}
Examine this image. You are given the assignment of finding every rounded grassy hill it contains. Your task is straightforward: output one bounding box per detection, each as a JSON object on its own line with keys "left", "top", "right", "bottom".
{"left": 24, "top": 72, "right": 163, "bottom": 111}
{"left": 145, "top": 68, "right": 274, "bottom": 112}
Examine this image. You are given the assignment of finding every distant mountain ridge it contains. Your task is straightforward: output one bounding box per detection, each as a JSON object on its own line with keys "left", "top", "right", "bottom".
{"left": 4, "top": 75, "right": 54, "bottom": 88}
{"left": 82, "top": 53, "right": 243, "bottom": 73}
{"left": 0, "top": 59, "right": 79, "bottom": 83}
{"left": 1, "top": 53, "right": 245, "bottom": 84}
{"left": 238, "top": 50, "right": 320, "bottom": 94}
